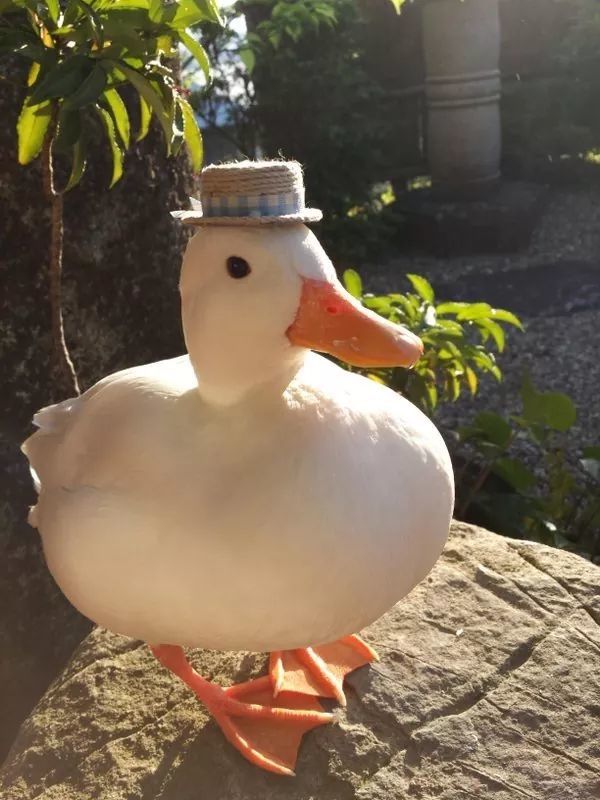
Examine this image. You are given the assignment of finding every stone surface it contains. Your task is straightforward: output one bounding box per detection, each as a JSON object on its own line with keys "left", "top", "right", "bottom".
{"left": 0, "top": 522, "right": 598, "bottom": 799}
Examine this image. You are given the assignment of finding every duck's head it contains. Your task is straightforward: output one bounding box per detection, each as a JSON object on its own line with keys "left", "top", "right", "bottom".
{"left": 180, "top": 224, "right": 422, "bottom": 405}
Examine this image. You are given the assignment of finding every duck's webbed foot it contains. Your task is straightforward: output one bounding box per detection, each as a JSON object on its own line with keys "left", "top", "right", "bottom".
{"left": 269, "top": 634, "right": 379, "bottom": 707}
{"left": 151, "top": 644, "right": 332, "bottom": 776}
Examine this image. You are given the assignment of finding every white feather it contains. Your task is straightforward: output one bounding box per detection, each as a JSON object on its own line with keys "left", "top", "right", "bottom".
{"left": 22, "top": 226, "right": 454, "bottom": 652}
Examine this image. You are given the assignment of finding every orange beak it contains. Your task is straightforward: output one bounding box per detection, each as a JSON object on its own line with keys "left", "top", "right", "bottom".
{"left": 286, "top": 278, "right": 423, "bottom": 368}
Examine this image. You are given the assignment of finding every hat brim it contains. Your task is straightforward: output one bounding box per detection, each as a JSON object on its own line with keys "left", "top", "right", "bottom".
{"left": 171, "top": 208, "right": 322, "bottom": 226}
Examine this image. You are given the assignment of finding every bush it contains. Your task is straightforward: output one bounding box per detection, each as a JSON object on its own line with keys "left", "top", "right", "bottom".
{"left": 201, "top": 0, "right": 398, "bottom": 218}
{"left": 457, "top": 379, "right": 600, "bottom": 561}
{"left": 341, "top": 269, "right": 522, "bottom": 415}
{"left": 342, "top": 269, "right": 600, "bottom": 561}
{"left": 503, "top": 0, "right": 600, "bottom": 180}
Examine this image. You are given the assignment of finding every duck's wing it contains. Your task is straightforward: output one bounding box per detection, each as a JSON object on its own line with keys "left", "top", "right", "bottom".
{"left": 22, "top": 356, "right": 196, "bottom": 525}
{"left": 23, "top": 387, "right": 97, "bottom": 510}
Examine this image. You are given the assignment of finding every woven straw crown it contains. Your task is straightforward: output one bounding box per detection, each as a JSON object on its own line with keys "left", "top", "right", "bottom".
{"left": 172, "top": 160, "right": 322, "bottom": 226}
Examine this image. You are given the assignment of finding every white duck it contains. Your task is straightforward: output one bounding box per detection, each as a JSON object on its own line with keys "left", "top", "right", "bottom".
{"left": 23, "top": 161, "right": 454, "bottom": 776}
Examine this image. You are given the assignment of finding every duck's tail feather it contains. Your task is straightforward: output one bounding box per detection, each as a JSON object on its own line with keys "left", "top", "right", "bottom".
{"left": 22, "top": 395, "right": 82, "bottom": 527}
{"left": 30, "top": 396, "right": 80, "bottom": 433}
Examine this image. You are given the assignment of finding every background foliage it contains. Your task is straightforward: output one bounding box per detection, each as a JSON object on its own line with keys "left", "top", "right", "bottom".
{"left": 0, "top": 0, "right": 219, "bottom": 395}
{"left": 342, "top": 269, "right": 600, "bottom": 563}
{"left": 458, "top": 381, "right": 600, "bottom": 558}
{"left": 501, "top": 0, "right": 600, "bottom": 180}
{"left": 195, "top": 0, "right": 401, "bottom": 216}
{"left": 1, "top": 0, "right": 218, "bottom": 185}
{"left": 342, "top": 269, "right": 522, "bottom": 415}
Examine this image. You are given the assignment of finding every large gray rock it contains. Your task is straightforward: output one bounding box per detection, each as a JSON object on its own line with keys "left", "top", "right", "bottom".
{"left": 1, "top": 522, "right": 599, "bottom": 799}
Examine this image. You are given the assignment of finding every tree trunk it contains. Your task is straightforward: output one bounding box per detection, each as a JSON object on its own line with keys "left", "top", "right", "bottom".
{"left": 0, "top": 61, "right": 196, "bottom": 761}
{"left": 41, "top": 105, "right": 80, "bottom": 398}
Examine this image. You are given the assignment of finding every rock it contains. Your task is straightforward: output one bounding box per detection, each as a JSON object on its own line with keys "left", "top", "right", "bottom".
{"left": 1, "top": 522, "right": 599, "bottom": 799}
{"left": 0, "top": 459, "right": 92, "bottom": 766}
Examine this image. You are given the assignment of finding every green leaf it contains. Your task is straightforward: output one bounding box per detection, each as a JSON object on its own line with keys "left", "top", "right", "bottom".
{"left": 62, "top": 0, "right": 80, "bottom": 25}
{"left": 76, "top": 0, "right": 104, "bottom": 47}
{"left": 64, "top": 64, "right": 107, "bottom": 109}
{"left": 406, "top": 274, "right": 434, "bottom": 304}
{"left": 107, "top": 60, "right": 172, "bottom": 150}
{"left": 137, "top": 92, "right": 152, "bottom": 141}
{"left": 472, "top": 411, "right": 512, "bottom": 448}
{"left": 95, "top": 103, "right": 123, "bottom": 187}
{"left": 65, "top": 136, "right": 87, "bottom": 191}
{"left": 582, "top": 446, "right": 600, "bottom": 460}
{"left": 54, "top": 107, "right": 81, "bottom": 153}
{"left": 239, "top": 46, "right": 255, "bottom": 73}
{"left": 29, "top": 55, "right": 93, "bottom": 104}
{"left": 493, "top": 457, "right": 537, "bottom": 492}
{"left": 465, "top": 365, "right": 478, "bottom": 395}
{"left": 153, "top": 0, "right": 221, "bottom": 29}
{"left": 521, "top": 375, "right": 577, "bottom": 433}
{"left": 102, "top": 87, "right": 130, "bottom": 148}
{"left": 46, "top": 0, "right": 59, "bottom": 23}
{"left": 470, "top": 349, "right": 495, "bottom": 372}
{"left": 93, "top": 0, "right": 151, "bottom": 9}
{"left": 362, "top": 295, "right": 393, "bottom": 316}
{"left": 476, "top": 318, "right": 505, "bottom": 352}
{"left": 343, "top": 269, "right": 363, "bottom": 299}
{"left": 97, "top": 14, "right": 155, "bottom": 48}
{"left": 153, "top": 76, "right": 177, "bottom": 139}
{"left": 389, "top": 293, "right": 419, "bottom": 321}
{"left": 0, "top": 28, "right": 45, "bottom": 61}
{"left": 201, "top": 0, "right": 222, "bottom": 24}
{"left": 436, "top": 301, "right": 470, "bottom": 316}
{"left": 436, "top": 340, "right": 461, "bottom": 359}
{"left": 267, "top": 28, "right": 281, "bottom": 47}
{"left": 435, "top": 318, "right": 464, "bottom": 335}
{"left": 490, "top": 308, "right": 524, "bottom": 330}
{"left": 446, "top": 372, "right": 460, "bottom": 402}
{"left": 179, "top": 29, "right": 211, "bottom": 82}
{"left": 425, "top": 380, "right": 438, "bottom": 411}
{"left": 17, "top": 98, "right": 51, "bottom": 165}
{"left": 456, "top": 303, "right": 493, "bottom": 321}
{"left": 156, "top": 33, "right": 175, "bottom": 56}
{"left": 490, "top": 364, "right": 502, "bottom": 381}
{"left": 149, "top": 0, "right": 162, "bottom": 22}
{"left": 177, "top": 93, "right": 202, "bottom": 171}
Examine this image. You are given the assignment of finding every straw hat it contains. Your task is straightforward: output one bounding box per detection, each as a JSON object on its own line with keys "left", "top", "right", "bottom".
{"left": 172, "top": 160, "right": 322, "bottom": 226}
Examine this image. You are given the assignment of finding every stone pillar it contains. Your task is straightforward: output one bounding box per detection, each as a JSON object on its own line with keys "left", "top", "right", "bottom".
{"left": 423, "top": 0, "right": 501, "bottom": 190}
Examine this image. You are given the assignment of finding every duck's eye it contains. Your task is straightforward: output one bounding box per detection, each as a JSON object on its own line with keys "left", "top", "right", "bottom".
{"left": 226, "top": 256, "right": 251, "bottom": 279}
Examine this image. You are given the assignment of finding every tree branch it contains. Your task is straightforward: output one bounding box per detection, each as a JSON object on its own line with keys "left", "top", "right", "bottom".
{"left": 42, "top": 103, "right": 80, "bottom": 398}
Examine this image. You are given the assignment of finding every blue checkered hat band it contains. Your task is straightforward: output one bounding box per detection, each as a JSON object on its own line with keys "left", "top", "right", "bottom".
{"left": 202, "top": 189, "right": 305, "bottom": 218}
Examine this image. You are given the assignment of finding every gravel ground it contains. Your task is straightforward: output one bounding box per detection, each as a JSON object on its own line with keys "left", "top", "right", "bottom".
{"left": 371, "top": 186, "right": 600, "bottom": 285}
{"left": 361, "top": 186, "right": 600, "bottom": 453}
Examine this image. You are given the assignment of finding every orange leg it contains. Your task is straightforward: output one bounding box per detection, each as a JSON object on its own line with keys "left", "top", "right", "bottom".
{"left": 269, "top": 633, "right": 379, "bottom": 706}
{"left": 151, "top": 644, "right": 332, "bottom": 776}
